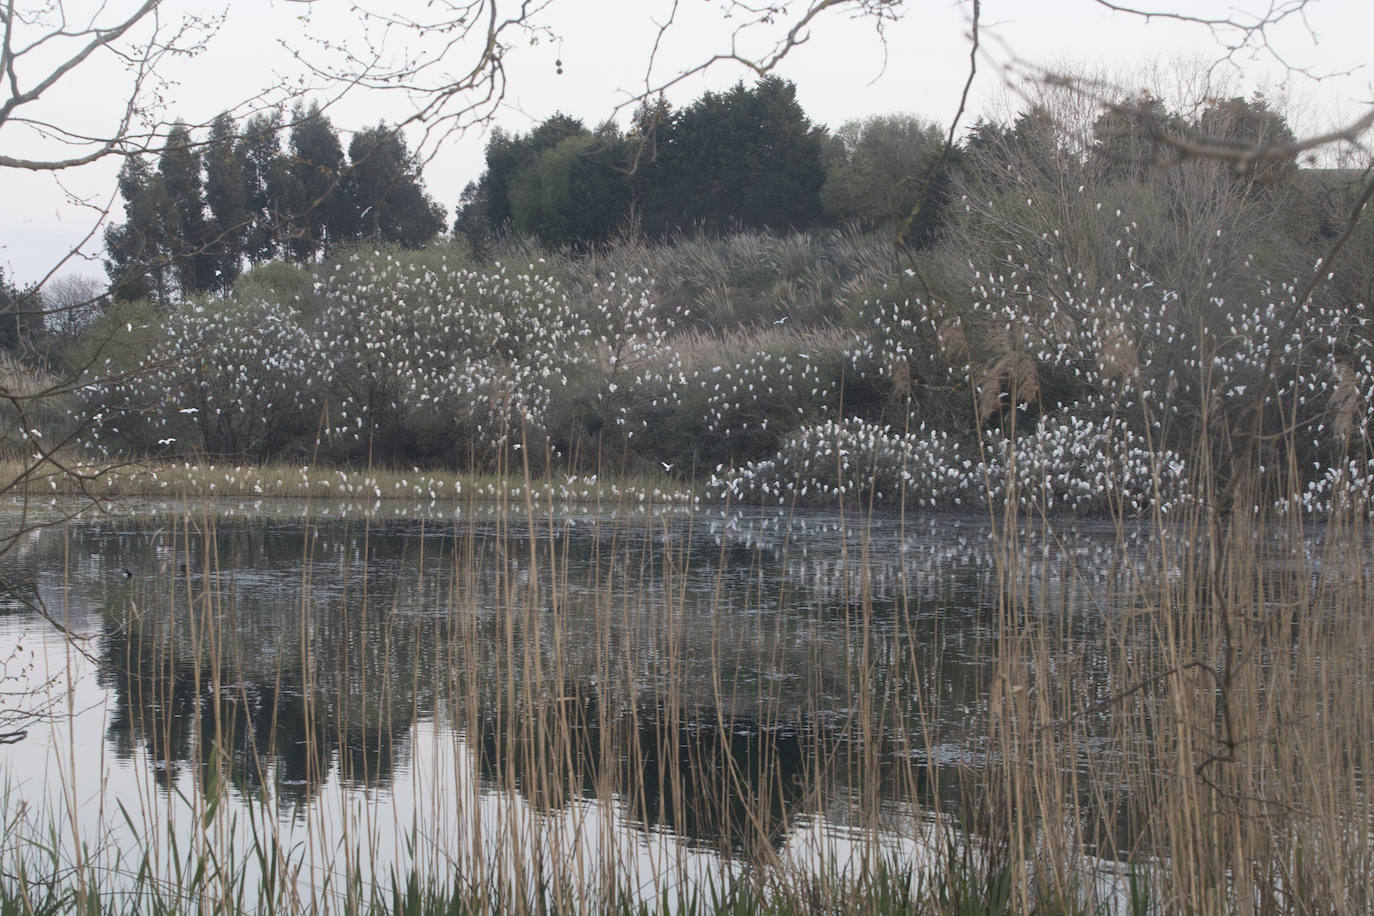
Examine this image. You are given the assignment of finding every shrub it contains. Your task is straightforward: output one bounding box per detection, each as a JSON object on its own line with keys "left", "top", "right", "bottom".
{"left": 707, "top": 416, "right": 972, "bottom": 509}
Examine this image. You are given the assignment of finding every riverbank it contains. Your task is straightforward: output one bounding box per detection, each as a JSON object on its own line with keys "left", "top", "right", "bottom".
{"left": 0, "top": 455, "right": 696, "bottom": 506}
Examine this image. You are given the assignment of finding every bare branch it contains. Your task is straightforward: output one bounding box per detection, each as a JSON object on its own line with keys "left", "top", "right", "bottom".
{"left": 0, "top": 0, "right": 157, "bottom": 126}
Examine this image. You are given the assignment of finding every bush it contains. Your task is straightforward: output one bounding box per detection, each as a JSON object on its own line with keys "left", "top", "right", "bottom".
{"left": 78, "top": 249, "right": 684, "bottom": 471}
{"left": 707, "top": 417, "right": 971, "bottom": 509}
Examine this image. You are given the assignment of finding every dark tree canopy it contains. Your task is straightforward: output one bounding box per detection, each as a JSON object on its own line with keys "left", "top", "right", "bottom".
{"left": 159, "top": 123, "right": 219, "bottom": 296}
{"left": 241, "top": 110, "right": 291, "bottom": 263}
{"left": 0, "top": 267, "right": 42, "bottom": 353}
{"left": 453, "top": 78, "right": 829, "bottom": 248}
{"left": 204, "top": 112, "right": 249, "bottom": 290}
{"left": 104, "top": 157, "right": 173, "bottom": 303}
{"left": 1091, "top": 93, "right": 1182, "bottom": 181}
{"left": 346, "top": 125, "right": 445, "bottom": 248}
{"left": 1191, "top": 94, "right": 1299, "bottom": 186}
{"left": 103, "top": 102, "right": 445, "bottom": 300}
{"left": 964, "top": 106, "right": 1063, "bottom": 188}
{"left": 509, "top": 128, "right": 632, "bottom": 247}
{"left": 286, "top": 102, "right": 351, "bottom": 262}
{"left": 642, "top": 76, "right": 826, "bottom": 235}
{"left": 453, "top": 114, "right": 595, "bottom": 247}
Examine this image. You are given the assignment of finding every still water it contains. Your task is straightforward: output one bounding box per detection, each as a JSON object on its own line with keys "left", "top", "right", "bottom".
{"left": 0, "top": 497, "right": 1165, "bottom": 902}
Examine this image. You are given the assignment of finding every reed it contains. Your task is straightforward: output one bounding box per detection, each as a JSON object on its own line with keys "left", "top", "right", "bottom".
{"left": 0, "top": 431, "right": 1370, "bottom": 914}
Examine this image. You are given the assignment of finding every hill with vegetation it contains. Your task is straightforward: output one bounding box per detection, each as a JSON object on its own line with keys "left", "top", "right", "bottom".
{"left": 4, "top": 79, "right": 1372, "bottom": 516}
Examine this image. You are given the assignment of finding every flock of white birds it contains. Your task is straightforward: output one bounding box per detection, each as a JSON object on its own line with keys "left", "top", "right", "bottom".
{"left": 71, "top": 225, "right": 1374, "bottom": 517}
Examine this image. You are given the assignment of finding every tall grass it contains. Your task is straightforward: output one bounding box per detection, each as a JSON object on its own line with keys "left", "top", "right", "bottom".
{"left": 1, "top": 429, "right": 1370, "bottom": 913}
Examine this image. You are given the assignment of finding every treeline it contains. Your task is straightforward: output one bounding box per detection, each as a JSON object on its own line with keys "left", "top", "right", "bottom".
{"left": 95, "top": 75, "right": 953, "bottom": 306}
{"left": 0, "top": 267, "right": 38, "bottom": 353}
{"left": 93, "top": 75, "right": 1333, "bottom": 309}
{"left": 454, "top": 75, "right": 949, "bottom": 250}
{"left": 450, "top": 78, "right": 1322, "bottom": 262}
{"left": 103, "top": 102, "right": 445, "bottom": 303}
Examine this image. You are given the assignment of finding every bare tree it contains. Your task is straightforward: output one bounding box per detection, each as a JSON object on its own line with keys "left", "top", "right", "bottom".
{"left": 1015, "top": 82, "right": 1372, "bottom": 499}
{"left": 40, "top": 275, "right": 104, "bottom": 343}
{"left": 0, "top": 2, "right": 235, "bottom": 281}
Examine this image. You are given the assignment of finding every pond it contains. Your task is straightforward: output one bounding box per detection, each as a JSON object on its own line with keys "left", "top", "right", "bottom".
{"left": 0, "top": 496, "right": 1318, "bottom": 909}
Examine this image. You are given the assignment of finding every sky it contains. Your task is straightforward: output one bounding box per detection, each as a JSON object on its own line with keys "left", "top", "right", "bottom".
{"left": 2, "top": 0, "right": 1372, "bottom": 289}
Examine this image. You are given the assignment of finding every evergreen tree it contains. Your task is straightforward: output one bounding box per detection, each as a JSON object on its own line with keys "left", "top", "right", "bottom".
{"left": 453, "top": 115, "right": 589, "bottom": 245}
{"left": 821, "top": 113, "right": 951, "bottom": 244}
{"left": 0, "top": 267, "right": 42, "bottom": 354}
{"left": 1192, "top": 94, "right": 1298, "bottom": 187}
{"left": 240, "top": 111, "right": 291, "bottom": 263}
{"left": 473, "top": 126, "right": 521, "bottom": 233}
{"left": 104, "top": 156, "right": 173, "bottom": 303}
{"left": 1091, "top": 93, "right": 1180, "bottom": 181}
{"left": 345, "top": 124, "right": 445, "bottom": 247}
{"left": 958, "top": 107, "right": 1061, "bottom": 191}
{"left": 285, "top": 102, "right": 350, "bottom": 261}
{"left": 644, "top": 76, "right": 825, "bottom": 234}
{"left": 159, "top": 123, "right": 216, "bottom": 295}
{"left": 453, "top": 179, "right": 494, "bottom": 252}
{"left": 627, "top": 97, "right": 671, "bottom": 169}
{"left": 203, "top": 112, "right": 250, "bottom": 290}
{"left": 509, "top": 127, "right": 632, "bottom": 247}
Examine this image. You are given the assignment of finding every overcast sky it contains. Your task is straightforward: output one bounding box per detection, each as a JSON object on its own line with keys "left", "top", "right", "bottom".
{"left": 3, "top": 0, "right": 1372, "bottom": 288}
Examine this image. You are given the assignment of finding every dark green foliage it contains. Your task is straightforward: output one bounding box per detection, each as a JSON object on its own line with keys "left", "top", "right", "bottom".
{"left": 104, "top": 157, "right": 173, "bottom": 303}
{"left": 1090, "top": 92, "right": 1181, "bottom": 181}
{"left": 453, "top": 79, "right": 829, "bottom": 250}
{"left": 203, "top": 112, "right": 250, "bottom": 291}
{"left": 240, "top": 110, "right": 292, "bottom": 263}
{"left": 961, "top": 117, "right": 1009, "bottom": 166}
{"left": 1092, "top": 91, "right": 1297, "bottom": 189}
{"left": 510, "top": 130, "right": 632, "bottom": 247}
{"left": 526, "top": 112, "right": 588, "bottom": 152}
{"left": 159, "top": 123, "right": 219, "bottom": 297}
{"left": 232, "top": 258, "right": 316, "bottom": 305}
{"left": 285, "top": 101, "right": 351, "bottom": 261}
{"left": 454, "top": 114, "right": 602, "bottom": 247}
{"left": 102, "top": 102, "right": 444, "bottom": 304}
{"left": 958, "top": 106, "right": 1060, "bottom": 191}
{"left": 0, "top": 267, "right": 43, "bottom": 355}
{"left": 345, "top": 124, "right": 446, "bottom": 248}
{"left": 452, "top": 179, "right": 494, "bottom": 253}
{"left": 1193, "top": 93, "right": 1298, "bottom": 186}
{"left": 470, "top": 126, "right": 523, "bottom": 233}
{"left": 643, "top": 76, "right": 826, "bottom": 235}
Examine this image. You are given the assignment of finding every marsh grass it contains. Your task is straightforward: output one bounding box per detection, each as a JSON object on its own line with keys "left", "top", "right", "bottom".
{"left": 0, "top": 354, "right": 76, "bottom": 470}
{"left": 1, "top": 429, "right": 1372, "bottom": 915}
{"left": 0, "top": 456, "right": 692, "bottom": 507}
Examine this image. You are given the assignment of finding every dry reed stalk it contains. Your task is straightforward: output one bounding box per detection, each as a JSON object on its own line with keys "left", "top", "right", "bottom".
{"left": 16, "top": 422, "right": 1372, "bottom": 913}
{"left": 968, "top": 416, "right": 1374, "bottom": 914}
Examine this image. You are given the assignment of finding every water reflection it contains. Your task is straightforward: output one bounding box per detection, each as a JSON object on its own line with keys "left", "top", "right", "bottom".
{"left": 2, "top": 500, "right": 1170, "bottom": 860}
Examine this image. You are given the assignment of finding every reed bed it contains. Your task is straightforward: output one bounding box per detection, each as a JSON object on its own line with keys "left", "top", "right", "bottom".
{"left": 0, "top": 444, "right": 1372, "bottom": 914}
